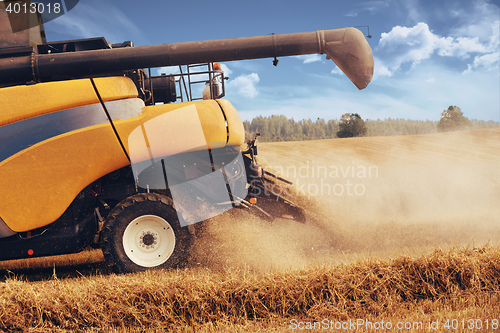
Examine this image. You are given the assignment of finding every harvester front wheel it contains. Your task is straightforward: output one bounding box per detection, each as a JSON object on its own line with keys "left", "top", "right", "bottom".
{"left": 101, "top": 193, "right": 191, "bottom": 273}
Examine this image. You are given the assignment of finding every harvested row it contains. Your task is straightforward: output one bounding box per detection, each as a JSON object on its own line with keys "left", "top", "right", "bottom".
{"left": 1, "top": 246, "right": 499, "bottom": 331}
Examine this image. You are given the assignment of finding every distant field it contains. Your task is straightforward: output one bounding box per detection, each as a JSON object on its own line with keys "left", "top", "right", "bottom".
{"left": 255, "top": 129, "right": 500, "bottom": 262}
{"left": 193, "top": 128, "right": 500, "bottom": 272}
{"left": 1, "top": 129, "right": 499, "bottom": 331}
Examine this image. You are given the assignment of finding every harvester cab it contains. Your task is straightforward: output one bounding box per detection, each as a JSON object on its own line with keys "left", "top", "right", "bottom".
{"left": 0, "top": 6, "right": 374, "bottom": 273}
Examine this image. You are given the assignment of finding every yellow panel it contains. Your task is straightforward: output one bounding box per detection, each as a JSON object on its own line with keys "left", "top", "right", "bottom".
{"left": 195, "top": 100, "right": 228, "bottom": 148}
{"left": 0, "top": 96, "right": 239, "bottom": 232}
{"left": 93, "top": 77, "right": 138, "bottom": 102}
{"left": 0, "top": 124, "right": 129, "bottom": 232}
{"left": 0, "top": 77, "right": 138, "bottom": 127}
{"left": 216, "top": 99, "right": 245, "bottom": 146}
{"left": 0, "top": 79, "right": 98, "bottom": 127}
{"left": 113, "top": 100, "right": 228, "bottom": 161}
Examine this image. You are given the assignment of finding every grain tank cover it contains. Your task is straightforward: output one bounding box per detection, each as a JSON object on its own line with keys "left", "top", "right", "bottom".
{"left": 0, "top": 5, "right": 46, "bottom": 54}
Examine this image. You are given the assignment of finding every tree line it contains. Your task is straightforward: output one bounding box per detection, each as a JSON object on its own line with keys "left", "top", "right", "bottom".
{"left": 243, "top": 107, "right": 500, "bottom": 142}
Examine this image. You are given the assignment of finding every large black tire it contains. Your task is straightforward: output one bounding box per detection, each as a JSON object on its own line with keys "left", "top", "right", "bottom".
{"left": 101, "top": 193, "right": 192, "bottom": 274}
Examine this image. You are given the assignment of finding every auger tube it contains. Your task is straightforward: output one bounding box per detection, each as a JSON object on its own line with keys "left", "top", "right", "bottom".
{"left": 0, "top": 28, "right": 373, "bottom": 89}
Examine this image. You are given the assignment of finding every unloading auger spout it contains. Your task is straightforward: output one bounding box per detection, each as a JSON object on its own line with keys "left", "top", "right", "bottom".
{"left": 0, "top": 26, "right": 374, "bottom": 89}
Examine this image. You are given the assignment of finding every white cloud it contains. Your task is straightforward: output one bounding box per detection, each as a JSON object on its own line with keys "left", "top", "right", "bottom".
{"left": 156, "top": 66, "right": 180, "bottom": 76}
{"left": 376, "top": 23, "right": 437, "bottom": 74}
{"left": 231, "top": 56, "right": 499, "bottom": 123}
{"left": 376, "top": 20, "right": 499, "bottom": 76}
{"left": 425, "top": 74, "right": 435, "bottom": 84}
{"left": 241, "top": 61, "right": 499, "bottom": 122}
{"left": 155, "top": 64, "right": 214, "bottom": 77}
{"left": 300, "top": 54, "right": 323, "bottom": 64}
{"left": 464, "top": 52, "right": 500, "bottom": 74}
{"left": 373, "top": 58, "right": 393, "bottom": 78}
{"left": 370, "top": 61, "right": 500, "bottom": 121}
{"left": 436, "top": 36, "right": 489, "bottom": 59}
{"left": 155, "top": 63, "right": 235, "bottom": 87}
{"left": 220, "top": 63, "right": 233, "bottom": 77}
{"left": 228, "top": 73, "right": 260, "bottom": 98}
{"left": 331, "top": 66, "right": 343, "bottom": 76}
{"left": 448, "top": 0, "right": 500, "bottom": 42}
{"left": 403, "top": 0, "right": 422, "bottom": 24}
{"left": 344, "top": 0, "right": 390, "bottom": 17}
{"left": 44, "top": 0, "right": 145, "bottom": 44}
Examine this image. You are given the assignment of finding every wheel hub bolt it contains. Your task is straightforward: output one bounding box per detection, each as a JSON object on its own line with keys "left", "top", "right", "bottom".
{"left": 140, "top": 231, "right": 157, "bottom": 248}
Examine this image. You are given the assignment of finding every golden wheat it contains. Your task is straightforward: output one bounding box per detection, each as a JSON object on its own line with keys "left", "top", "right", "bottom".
{"left": 1, "top": 246, "right": 499, "bottom": 331}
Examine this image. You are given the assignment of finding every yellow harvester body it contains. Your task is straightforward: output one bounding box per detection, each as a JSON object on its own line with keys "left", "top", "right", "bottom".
{"left": 0, "top": 77, "right": 244, "bottom": 232}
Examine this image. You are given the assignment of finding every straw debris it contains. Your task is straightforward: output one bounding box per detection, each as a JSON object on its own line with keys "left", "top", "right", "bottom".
{"left": 0, "top": 246, "right": 498, "bottom": 331}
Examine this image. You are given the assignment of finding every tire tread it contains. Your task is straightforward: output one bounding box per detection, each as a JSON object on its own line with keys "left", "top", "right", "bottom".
{"left": 101, "top": 193, "right": 189, "bottom": 274}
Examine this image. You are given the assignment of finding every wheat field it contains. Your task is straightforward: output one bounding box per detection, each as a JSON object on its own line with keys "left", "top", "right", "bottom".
{"left": 1, "top": 129, "right": 499, "bottom": 332}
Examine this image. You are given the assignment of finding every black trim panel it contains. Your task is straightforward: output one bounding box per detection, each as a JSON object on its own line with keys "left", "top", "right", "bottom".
{"left": 0, "top": 103, "right": 108, "bottom": 163}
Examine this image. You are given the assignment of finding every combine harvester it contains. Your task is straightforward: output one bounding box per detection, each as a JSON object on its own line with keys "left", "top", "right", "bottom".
{"left": 0, "top": 6, "right": 373, "bottom": 273}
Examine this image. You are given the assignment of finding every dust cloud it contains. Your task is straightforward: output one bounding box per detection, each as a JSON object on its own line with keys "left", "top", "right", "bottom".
{"left": 192, "top": 129, "right": 500, "bottom": 272}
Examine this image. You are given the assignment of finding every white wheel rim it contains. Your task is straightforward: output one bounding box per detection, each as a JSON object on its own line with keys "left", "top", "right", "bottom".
{"left": 122, "top": 215, "right": 176, "bottom": 267}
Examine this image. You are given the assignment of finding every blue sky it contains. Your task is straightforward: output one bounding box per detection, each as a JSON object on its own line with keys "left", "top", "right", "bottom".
{"left": 43, "top": 0, "right": 500, "bottom": 122}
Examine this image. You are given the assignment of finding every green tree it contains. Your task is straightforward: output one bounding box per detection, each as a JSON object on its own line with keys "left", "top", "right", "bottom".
{"left": 437, "top": 106, "right": 472, "bottom": 132}
{"left": 337, "top": 113, "right": 367, "bottom": 138}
